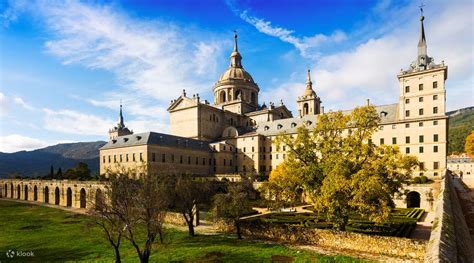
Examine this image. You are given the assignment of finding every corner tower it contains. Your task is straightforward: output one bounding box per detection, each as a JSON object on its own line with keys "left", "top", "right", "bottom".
{"left": 297, "top": 69, "right": 322, "bottom": 117}
{"left": 213, "top": 32, "right": 260, "bottom": 114}
{"left": 108, "top": 104, "right": 133, "bottom": 141}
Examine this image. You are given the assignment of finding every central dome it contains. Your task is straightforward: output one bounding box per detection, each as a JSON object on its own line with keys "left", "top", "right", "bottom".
{"left": 218, "top": 67, "right": 255, "bottom": 84}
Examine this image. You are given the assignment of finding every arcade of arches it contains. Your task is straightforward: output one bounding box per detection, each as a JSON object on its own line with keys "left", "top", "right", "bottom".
{"left": 0, "top": 179, "right": 105, "bottom": 209}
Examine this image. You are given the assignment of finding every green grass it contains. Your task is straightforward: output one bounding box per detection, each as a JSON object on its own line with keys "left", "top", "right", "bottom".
{"left": 0, "top": 200, "right": 362, "bottom": 262}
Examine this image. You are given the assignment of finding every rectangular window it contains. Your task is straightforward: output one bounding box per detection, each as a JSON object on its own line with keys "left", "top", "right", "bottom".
{"left": 406, "top": 147, "right": 410, "bottom": 154}
{"left": 433, "top": 95, "right": 438, "bottom": 100}
{"left": 419, "top": 97, "right": 424, "bottom": 102}
{"left": 420, "top": 162, "right": 425, "bottom": 170}
{"left": 392, "top": 137, "right": 397, "bottom": 144}
{"left": 114, "top": 155, "right": 117, "bottom": 163}
{"left": 380, "top": 138, "right": 385, "bottom": 145}
{"left": 433, "top": 81, "right": 438, "bottom": 89}
{"left": 405, "top": 110, "right": 410, "bottom": 117}
{"left": 405, "top": 123, "right": 410, "bottom": 128}
{"left": 405, "top": 98, "right": 410, "bottom": 104}
{"left": 419, "top": 108, "right": 424, "bottom": 115}
{"left": 103, "top": 156, "right": 105, "bottom": 163}
{"left": 419, "top": 146, "right": 424, "bottom": 153}
{"left": 433, "top": 120, "right": 438, "bottom": 125}
{"left": 120, "top": 154, "right": 122, "bottom": 162}
{"left": 252, "top": 147, "right": 255, "bottom": 152}
{"left": 140, "top": 153, "right": 143, "bottom": 162}
{"left": 434, "top": 145, "right": 438, "bottom": 152}
{"left": 405, "top": 86, "right": 410, "bottom": 93}
{"left": 419, "top": 83, "right": 423, "bottom": 91}
{"left": 180, "top": 155, "right": 183, "bottom": 164}
{"left": 406, "top": 136, "right": 410, "bottom": 144}
{"left": 276, "top": 154, "right": 279, "bottom": 159}
{"left": 162, "top": 154, "right": 165, "bottom": 162}
{"left": 433, "top": 107, "right": 438, "bottom": 114}
{"left": 419, "top": 135, "right": 424, "bottom": 143}
{"left": 419, "top": 122, "right": 423, "bottom": 127}
{"left": 243, "top": 147, "right": 246, "bottom": 152}
{"left": 133, "top": 153, "right": 136, "bottom": 162}
{"left": 434, "top": 134, "right": 439, "bottom": 142}
{"left": 392, "top": 124, "right": 396, "bottom": 129}
{"left": 126, "top": 154, "right": 129, "bottom": 162}
{"left": 434, "top": 162, "right": 439, "bottom": 170}
{"left": 108, "top": 155, "right": 111, "bottom": 163}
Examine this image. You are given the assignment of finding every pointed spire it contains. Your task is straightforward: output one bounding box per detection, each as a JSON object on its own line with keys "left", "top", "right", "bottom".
{"left": 306, "top": 68, "right": 312, "bottom": 87}
{"left": 416, "top": 3, "right": 430, "bottom": 68}
{"left": 230, "top": 31, "right": 242, "bottom": 68}
{"left": 119, "top": 102, "right": 124, "bottom": 128}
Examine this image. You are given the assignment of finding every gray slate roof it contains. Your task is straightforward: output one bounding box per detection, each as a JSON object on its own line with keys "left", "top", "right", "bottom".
{"left": 101, "top": 132, "right": 212, "bottom": 151}
{"left": 255, "top": 103, "right": 399, "bottom": 136}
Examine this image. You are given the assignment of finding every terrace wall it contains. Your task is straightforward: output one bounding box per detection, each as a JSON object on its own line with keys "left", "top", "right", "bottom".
{"left": 424, "top": 172, "right": 474, "bottom": 262}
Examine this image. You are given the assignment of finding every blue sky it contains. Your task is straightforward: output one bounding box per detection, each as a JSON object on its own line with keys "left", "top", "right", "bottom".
{"left": 0, "top": 0, "right": 472, "bottom": 152}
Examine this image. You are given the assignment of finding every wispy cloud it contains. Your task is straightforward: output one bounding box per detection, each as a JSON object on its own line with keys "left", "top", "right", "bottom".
{"left": 13, "top": 96, "right": 34, "bottom": 111}
{"left": 0, "top": 134, "right": 49, "bottom": 153}
{"left": 43, "top": 108, "right": 113, "bottom": 136}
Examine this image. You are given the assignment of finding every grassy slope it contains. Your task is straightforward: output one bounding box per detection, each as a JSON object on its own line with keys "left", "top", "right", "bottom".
{"left": 0, "top": 200, "right": 360, "bottom": 262}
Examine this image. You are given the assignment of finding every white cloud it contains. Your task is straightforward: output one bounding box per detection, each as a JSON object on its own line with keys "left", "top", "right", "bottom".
{"left": 0, "top": 92, "right": 8, "bottom": 116}
{"left": 0, "top": 134, "right": 49, "bottom": 153}
{"left": 13, "top": 96, "right": 34, "bottom": 110}
{"left": 43, "top": 108, "right": 113, "bottom": 136}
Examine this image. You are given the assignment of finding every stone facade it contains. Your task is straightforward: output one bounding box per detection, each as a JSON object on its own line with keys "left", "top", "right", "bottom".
{"left": 447, "top": 153, "right": 473, "bottom": 178}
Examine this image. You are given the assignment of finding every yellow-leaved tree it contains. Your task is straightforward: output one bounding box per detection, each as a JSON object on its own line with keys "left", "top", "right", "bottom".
{"left": 266, "top": 105, "right": 419, "bottom": 231}
{"left": 465, "top": 131, "right": 474, "bottom": 155}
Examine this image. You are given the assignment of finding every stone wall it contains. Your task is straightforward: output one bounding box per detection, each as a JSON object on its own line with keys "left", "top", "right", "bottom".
{"left": 238, "top": 221, "right": 426, "bottom": 260}
{"left": 424, "top": 172, "right": 474, "bottom": 262}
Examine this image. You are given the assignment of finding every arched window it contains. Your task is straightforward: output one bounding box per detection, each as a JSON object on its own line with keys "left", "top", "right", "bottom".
{"left": 80, "top": 188, "right": 86, "bottom": 208}
{"left": 251, "top": 92, "right": 256, "bottom": 104}
{"left": 264, "top": 126, "right": 270, "bottom": 131}
{"left": 220, "top": 90, "right": 226, "bottom": 103}
{"left": 291, "top": 122, "right": 297, "bottom": 128}
{"left": 277, "top": 124, "right": 283, "bottom": 130}
{"left": 66, "top": 188, "right": 72, "bottom": 207}
{"left": 235, "top": 89, "right": 241, "bottom": 100}
{"left": 303, "top": 103, "right": 309, "bottom": 115}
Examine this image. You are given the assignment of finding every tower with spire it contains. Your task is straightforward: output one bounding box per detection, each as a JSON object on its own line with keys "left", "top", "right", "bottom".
{"left": 297, "top": 68, "right": 322, "bottom": 117}
{"left": 108, "top": 103, "right": 133, "bottom": 141}
{"left": 397, "top": 7, "right": 447, "bottom": 121}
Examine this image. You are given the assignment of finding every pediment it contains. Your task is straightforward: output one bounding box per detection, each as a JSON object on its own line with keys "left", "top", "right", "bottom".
{"left": 167, "top": 96, "right": 198, "bottom": 112}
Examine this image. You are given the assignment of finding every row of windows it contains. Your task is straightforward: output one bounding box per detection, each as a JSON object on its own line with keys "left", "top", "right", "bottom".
{"left": 405, "top": 107, "right": 438, "bottom": 117}
{"left": 103, "top": 153, "right": 238, "bottom": 168}
{"left": 241, "top": 146, "right": 286, "bottom": 153}
{"left": 103, "top": 153, "right": 144, "bottom": 163}
{"left": 405, "top": 81, "right": 438, "bottom": 93}
{"left": 380, "top": 134, "right": 439, "bottom": 145}
{"left": 380, "top": 120, "right": 439, "bottom": 130}
{"left": 405, "top": 94, "right": 438, "bottom": 104}
{"left": 419, "top": 162, "right": 440, "bottom": 170}
{"left": 404, "top": 145, "right": 440, "bottom": 154}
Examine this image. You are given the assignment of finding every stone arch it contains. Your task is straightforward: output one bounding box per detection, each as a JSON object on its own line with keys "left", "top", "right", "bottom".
{"left": 219, "top": 90, "right": 226, "bottom": 103}
{"left": 55, "top": 187, "right": 60, "bottom": 205}
{"left": 235, "top": 89, "right": 242, "bottom": 100}
{"left": 4, "top": 183, "right": 7, "bottom": 197}
{"left": 34, "top": 185, "right": 38, "bottom": 201}
{"left": 80, "top": 188, "right": 87, "bottom": 208}
{"left": 66, "top": 187, "right": 72, "bottom": 207}
{"left": 406, "top": 191, "right": 421, "bottom": 208}
{"left": 10, "top": 183, "right": 13, "bottom": 198}
{"left": 44, "top": 186, "right": 49, "bottom": 203}
{"left": 17, "top": 185, "right": 20, "bottom": 199}
{"left": 95, "top": 189, "right": 103, "bottom": 210}
{"left": 24, "top": 185, "right": 28, "bottom": 200}
{"left": 303, "top": 103, "right": 309, "bottom": 115}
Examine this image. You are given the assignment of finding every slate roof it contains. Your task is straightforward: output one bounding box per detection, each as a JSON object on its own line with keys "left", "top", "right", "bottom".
{"left": 255, "top": 103, "right": 399, "bottom": 136}
{"left": 100, "top": 132, "right": 212, "bottom": 151}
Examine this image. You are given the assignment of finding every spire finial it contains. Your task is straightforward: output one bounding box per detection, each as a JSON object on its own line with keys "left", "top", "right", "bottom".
{"left": 119, "top": 100, "right": 124, "bottom": 127}
{"left": 307, "top": 68, "right": 312, "bottom": 84}
{"left": 233, "top": 30, "right": 238, "bottom": 52}
{"left": 417, "top": 2, "right": 428, "bottom": 67}
{"left": 419, "top": 2, "right": 425, "bottom": 17}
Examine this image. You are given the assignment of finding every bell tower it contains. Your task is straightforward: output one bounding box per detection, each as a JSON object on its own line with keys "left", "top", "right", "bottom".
{"left": 108, "top": 104, "right": 133, "bottom": 141}
{"left": 297, "top": 68, "right": 321, "bottom": 117}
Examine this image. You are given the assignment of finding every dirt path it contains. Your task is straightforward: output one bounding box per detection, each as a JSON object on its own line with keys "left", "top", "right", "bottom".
{"left": 410, "top": 212, "right": 433, "bottom": 240}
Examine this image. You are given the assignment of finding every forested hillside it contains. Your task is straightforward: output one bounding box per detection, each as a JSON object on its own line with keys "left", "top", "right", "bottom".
{"left": 448, "top": 106, "right": 474, "bottom": 154}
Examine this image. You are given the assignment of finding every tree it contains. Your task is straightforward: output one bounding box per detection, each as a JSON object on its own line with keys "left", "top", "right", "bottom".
{"left": 50, "top": 165, "right": 55, "bottom": 179}
{"left": 263, "top": 163, "right": 303, "bottom": 209}
{"left": 64, "top": 162, "right": 91, "bottom": 180}
{"left": 56, "top": 167, "right": 63, "bottom": 179}
{"left": 173, "top": 175, "right": 209, "bottom": 237}
{"left": 272, "top": 105, "right": 419, "bottom": 230}
{"left": 212, "top": 179, "right": 253, "bottom": 239}
{"left": 465, "top": 131, "right": 474, "bottom": 155}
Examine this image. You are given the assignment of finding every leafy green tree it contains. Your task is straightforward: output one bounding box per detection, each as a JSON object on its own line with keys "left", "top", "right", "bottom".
{"left": 56, "top": 167, "right": 63, "bottom": 179}
{"left": 465, "top": 131, "right": 474, "bottom": 155}
{"left": 212, "top": 179, "right": 253, "bottom": 239}
{"left": 64, "top": 162, "right": 91, "bottom": 180}
{"left": 271, "top": 105, "right": 419, "bottom": 230}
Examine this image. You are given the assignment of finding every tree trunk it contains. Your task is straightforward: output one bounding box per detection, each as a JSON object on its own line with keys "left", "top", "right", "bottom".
{"left": 187, "top": 217, "right": 195, "bottom": 237}
{"left": 113, "top": 245, "right": 121, "bottom": 263}
{"left": 235, "top": 221, "right": 242, "bottom": 239}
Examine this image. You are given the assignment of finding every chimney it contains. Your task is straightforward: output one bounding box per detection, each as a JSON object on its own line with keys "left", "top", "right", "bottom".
{"left": 321, "top": 106, "right": 325, "bottom": 114}
{"left": 366, "top": 99, "right": 370, "bottom": 106}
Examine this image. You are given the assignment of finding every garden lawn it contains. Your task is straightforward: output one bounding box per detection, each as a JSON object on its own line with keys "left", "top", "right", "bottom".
{"left": 0, "top": 200, "right": 361, "bottom": 262}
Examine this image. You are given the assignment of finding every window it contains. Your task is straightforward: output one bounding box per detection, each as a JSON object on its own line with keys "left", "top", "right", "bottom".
{"left": 406, "top": 136, "right": 410, "bottom": 144}
{"left": 102, "top": 156, "right": 105, "bottom": 163}
{"left": 133, "top": 153, "right": 136, "bottom": 162}
{"left": 419, "top": 97, "right": 424, "bottom": 102}
{"left": 276, "top": 154, "right": 279, "bottom": 159}
{"left": 114, "top": 155, "right": 117, "bottom": 163}
{"left": 188, "top": 156, "right": 191, "bottom": 164}
{"left": 162, "top": 154, "right": 165, "bottom": 162}
{"left": 434, "top": 134, "right": 439, "bottom": 142}
{"left": 419, "top": 83, "right": 423, "bottom": 91}
{"left": 380, "top": 138, "right": 385, "bottom": 145}
{"left": 433, "top": 120, "right": 438, "bottom": 125}
{"left": 419, "top": 122, "right": 424, "bottom": 127}
{"left": 419, "top": 108, "right": 424, "bottom": 115}
{"left": 126, "top": 154, "right": 129, "bottom": 162}
{"left": 252, "top": 147, "right": 255, "bottom": 152}
{"left": 405, "top": 110, "right": 410, "bottom": 117}
{"left": 140, "top": 153, "right": 143, "bottom": 162}
{"left": 392, "top": 137, "right": 397, "bottom": 144}
{"left": 433, "top": 81, "right": 438, "bottom": 89}
{"left": 180, "top": 155, "right": 183, "bottom": 164}
{"left": 152, "top": 153, "right": 156, "bottom": 162}
{"left": 406, "top": 147, "right": 410, "bottom": 154}
{"left": 405, "top": 123, "right": 410, "bottom": 128}
{"left": 108, "top": 155, "right": 111, "bottom": 163}
{"left": 434, "top": 145, "right": 438, "bottom": 152}
{"left": 419, "top": 146, "right": 424, "bottom": 153}
{"left": 419, "top": 135, "right": 424, "bottom": 143}
{"left": 420, "top": 162, "right": 425, "bottom": 170}
{"left": 434, "top": 162, "right": 439, "bottom": 170}
{"left": 243, "top": 147, "right": 246, "bottom": 152}
{"left": 405, "top": 86, "right": 410, "bottom": 93}
{"left": 405, "top": 98, "right": 410, "bottom": 104}
{"left": 283, "top": 146, "right": 286, "bottom": 151}
{"left": 392, "top": 124, "right": 396, "bottom": 129}
{"left": 433, "top": 107, "right": 438, "bottom": 114}
{"left": 379, "top": 126, "right": 384, "bottom": 130}
{"left": 433, "top": 95, "right": 438, "bottom": 100}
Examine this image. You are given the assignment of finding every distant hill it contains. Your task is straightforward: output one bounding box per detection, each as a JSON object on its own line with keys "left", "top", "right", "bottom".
{"left": 447, "top": 106, "right": 474, "bottom": 154}
{"left": 0, "top": 141, "right": 106, "bottom": 178}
